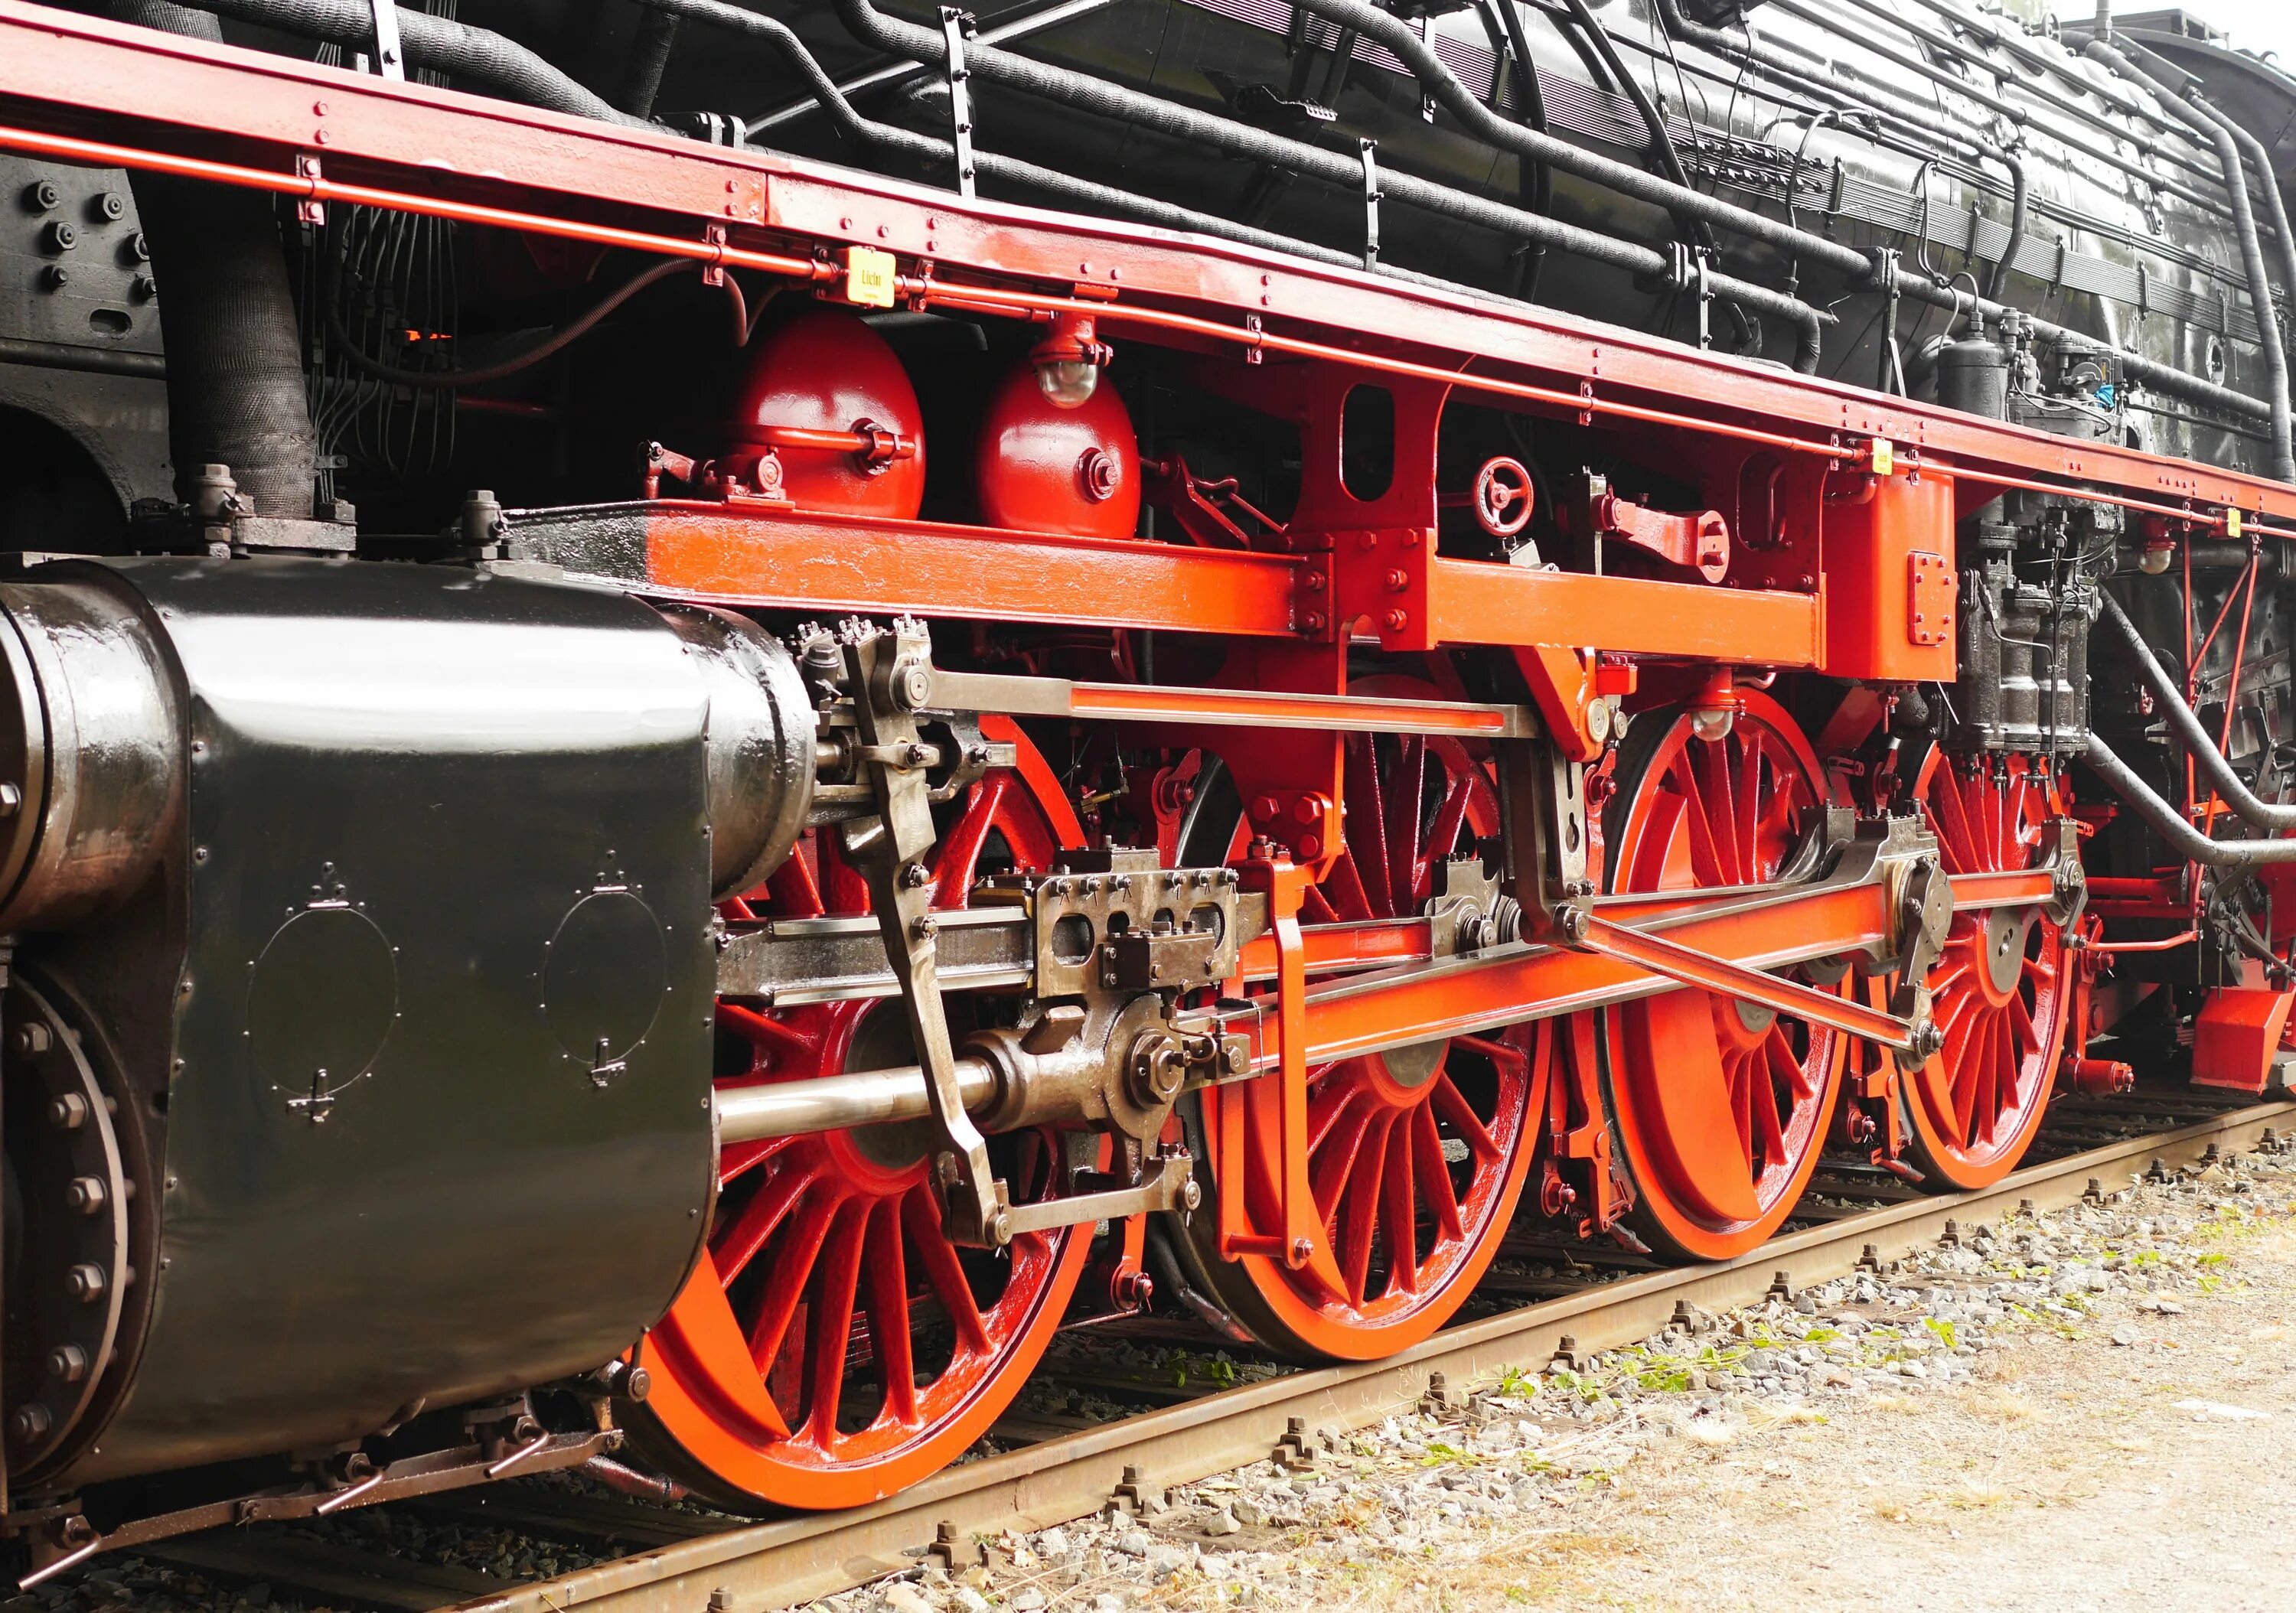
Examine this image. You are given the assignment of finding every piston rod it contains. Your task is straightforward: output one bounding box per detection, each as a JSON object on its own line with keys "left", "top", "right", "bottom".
{"left": 716, "top": 1057, "right": 1001, "bottom": 1145}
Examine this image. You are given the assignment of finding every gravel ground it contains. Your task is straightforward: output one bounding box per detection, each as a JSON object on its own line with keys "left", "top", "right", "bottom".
{"left": 816, "top": 1139, "right": 2296, "bottom": 1613}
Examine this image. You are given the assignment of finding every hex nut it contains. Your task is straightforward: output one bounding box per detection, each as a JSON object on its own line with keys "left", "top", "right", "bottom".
{"left": 66, "top": 1262, "right": 106, "bottom": 1302}
{"left": 45, "top": 1344, "right": 87, "bottom": 1383}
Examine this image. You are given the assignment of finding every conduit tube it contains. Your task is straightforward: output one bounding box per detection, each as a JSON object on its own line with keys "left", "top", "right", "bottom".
{"left": 110, "top": 0, "right": 316, "bottom": 516}
{"left": 696, "top": 0, "right": 1828, "bottom": 367}
{"left": 2083, "top": 734, "right": 2296, "bottom": 867}
{"left": 2087, "top": 38, "right": 2294, "bottom": 481}
{"left": 2097, "top": 591, "right": 2296, "bottom": 832}
{"left": 128, "top": 0, "right": 644, "bottom": 124}
{"left": 1286, "top": 0, "right": 2272, "bottom": 425}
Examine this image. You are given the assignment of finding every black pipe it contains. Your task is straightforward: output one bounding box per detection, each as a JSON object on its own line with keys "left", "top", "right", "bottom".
{"left": 2082, "top": 733, "right": 2296, "bottom": 867}
{"left": 2097, "top": 591, "right": 2296, "bottom": 832}
{"left": 1636, "top": 0, "right": 2272, "bottom": 425}
{"left": 132, "top": 0, "right": 644, "bottom": 124}
{"left": 820, "top": 0, "right": 1828, "bottom": 367}
{"left": 113, "top": 0, "right": 317, "bottom": 516}
{"left": 618, "top": 5, "right": 680, "bottom": 119}
{"left": 2088, "top": 39, "right": 2294, "bottom": 481}
{"left": 1468, "top": 0, "right": 1549, "bottom": 301}
{"left": 0, "top": 337, "right": 166, "bottom": 380}
{"left": 639, "top": 0, "right": 1536, "bottom": 291}
{"left": 1554, "top": 0, "right": 1756, "bottom": 350}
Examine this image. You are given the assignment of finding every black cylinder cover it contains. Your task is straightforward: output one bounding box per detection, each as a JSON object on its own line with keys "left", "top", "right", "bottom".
{"left": 12, "top": 557, "right": 716, "bottom": 1490}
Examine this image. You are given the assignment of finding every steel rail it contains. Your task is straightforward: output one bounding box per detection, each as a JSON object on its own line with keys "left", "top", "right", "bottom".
{"left": 439, "top": 1099, "right": 2296, "bottom": 1613}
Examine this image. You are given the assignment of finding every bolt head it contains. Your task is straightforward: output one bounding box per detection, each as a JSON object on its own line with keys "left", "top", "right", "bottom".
{"left": 9, "top": 1404, "right": 51, "bottom": 1443}
{"left": 64, "top": 1175, "right": 106, "bottom": 1214}
{"left": 45, "top": 1344, "right": 86, "bottom": 1383}
{"left": 66, "top": 1262, "right": 106, "bottom": 1302}
{"left": 44, "top": 1091, "right": 86, "bottom": 1130}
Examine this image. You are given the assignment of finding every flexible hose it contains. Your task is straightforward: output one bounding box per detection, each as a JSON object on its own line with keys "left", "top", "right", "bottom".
{"left": 126, "top": 0, "right": 644, "bottom": 124}
{"left": 325, "top": 257, "right": 691, "bottom": 389}
{"left": 2096, "top": 591, "right": 2296, "bottom": 832}
{"left": 2082, "top": 733, "right": 2296, "bottom": 866}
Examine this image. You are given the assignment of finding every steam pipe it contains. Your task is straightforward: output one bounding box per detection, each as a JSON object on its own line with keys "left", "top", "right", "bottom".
{"left": 1554, "top": 0, "right": 1757, "bottom": 350}
{"left": 1300, "top": 0, "right": 2264, "bottom": 422}
{"left": 2087, "top": 38, "right": 2295, "bottom": 481}
{"left": 124, "top": 0, "right": 644, "bottom": 124}
{"left": 110, "top": 0, "right": 317, "bottom": 516}
{"left": 819, "top": 0, "right": 1828, "bottom": 367}
{"left": 1799, "top": 0, "right": 2231, "bottom": 200}
{"left": 2096, "top": 591, "right": 2296, "bottom": 832}
{"left": 2082, "top": 733, "right": 2296, "bottom": 866}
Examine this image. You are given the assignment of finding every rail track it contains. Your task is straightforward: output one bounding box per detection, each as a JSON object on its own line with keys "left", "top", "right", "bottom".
{"left": 47, "top": 1083, "right": 2288, "bottom": 1613}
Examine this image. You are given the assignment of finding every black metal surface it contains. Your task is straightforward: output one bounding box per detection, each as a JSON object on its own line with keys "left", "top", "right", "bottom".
{"left": 37, "top": 556, "right": 716, "bottom": 1489}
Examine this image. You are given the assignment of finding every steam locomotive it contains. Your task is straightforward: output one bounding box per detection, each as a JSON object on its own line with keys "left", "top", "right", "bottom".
{"left": 0, "top": 0, "right": 2289, "bottom": 1572}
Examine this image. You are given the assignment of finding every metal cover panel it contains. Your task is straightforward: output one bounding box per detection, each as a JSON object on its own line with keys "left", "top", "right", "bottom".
{"left": 63, "top": 556, "right": 716, "bottom": 1484}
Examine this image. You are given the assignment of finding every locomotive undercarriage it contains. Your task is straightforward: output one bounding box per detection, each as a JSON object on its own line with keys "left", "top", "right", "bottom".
{"left": 1, "top": 0, "right": 2295, "bottom": 1580}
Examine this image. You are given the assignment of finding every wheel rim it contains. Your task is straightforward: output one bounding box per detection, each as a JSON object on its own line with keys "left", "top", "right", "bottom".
{"left": 1898, "top": 750, "right": 2069, "bottom": 1189}
{"left": 633, "top": 723, "right": 1094, "bottom": 1510}
{"left": 1186, "top": 687, "right": 1546, "bottom": 1360}
{"left": 1600, "top": 691, "right": 1847, "bottom": 1260}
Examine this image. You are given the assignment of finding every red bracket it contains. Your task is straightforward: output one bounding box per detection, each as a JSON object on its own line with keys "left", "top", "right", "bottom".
{"left": 1578, "top": 476, "right": 1730, "bottom": 582}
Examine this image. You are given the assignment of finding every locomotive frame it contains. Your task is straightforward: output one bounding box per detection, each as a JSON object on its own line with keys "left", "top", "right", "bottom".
{"left": 0, "top": 0, "right": 2292, "bottom": 1577}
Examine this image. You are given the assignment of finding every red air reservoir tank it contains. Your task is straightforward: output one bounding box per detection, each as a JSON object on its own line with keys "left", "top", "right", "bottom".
{"left": 974, "top": 319, "right": 1140, "bottom": 539}
{"left": 726, "top": 310, "right": 925, "bottom": 519}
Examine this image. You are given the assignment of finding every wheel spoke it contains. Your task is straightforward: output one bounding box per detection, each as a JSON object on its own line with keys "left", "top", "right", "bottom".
{"left": 714, "top": 1158, "right": 814, "bottom": 1286}
{"left": 1694, "top": 741, "right": 1744, "bottom": 886}
{"left": 1310, "top": 1087, "right": 1381, "bottom": 1221}
{"left": 863, "top": 1198, "right": 918, "bottom": 1428}
{"left": 799, "top": 1200, "right": 869, "bottom": 1445}
{"left": 1378, "top": 1114, "right": 1419, "bottom": 1297}
{"left": 1734, "top": 725, "right": 1765, "bottom": 880}
{"left": 1411, "top": 1101, "right": 1465, "bottom": 1243}
{"left": 1749, "top": 1044, "right": 1789, "bottom": 1170}
{"left": 719, "top": 1001, "right": 820, "bottom": 1062}
{"left": 1429, "top": 1070, "right": 1501, "bottom": 1162}
{"left": 1763, "top": 1022, "right": 1814, "bottom": 1100}
{"left": 1384, "top": 735, "right": 1428, "bottom": 915}
{"left": 1345, "top": 735, "right": 1396, "bottom": 920}
{"left": 901, "top": 1187, "right": 991, "bottom": 1357}
{"left": 1952, "top": 1010, "right": 1992, "bottom": 1142}
{"left": 746, "top": 1188, "right": 843, "bottom": 1374}
{"left": 1668, "top": 760, "right": 1730, "bottom": 888}
{"left": 1336, "top": 1111, "right": 1392, "bottom": 1306}
{"left": 931, "top": 774, "right": 1009, "bottom": 893}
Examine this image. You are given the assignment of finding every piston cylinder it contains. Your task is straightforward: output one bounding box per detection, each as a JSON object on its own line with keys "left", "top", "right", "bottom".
{"left": 0, "top": 570, "right": 183, "bottom": 933}
{"left": 658, "top": 605, "right": 817, "bottom": 899}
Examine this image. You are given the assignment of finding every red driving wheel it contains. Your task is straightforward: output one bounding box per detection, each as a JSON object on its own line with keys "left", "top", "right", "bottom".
{"left": 1178, "top": 680, "right": 1548, "bottom": 1360}
{"left": 631, "top": 722, "right": 1094, "bottom": 1510}
{"left": 1599, "top": 691, "right": 1848, "bottom": 1260}
{"left": 1896, "top": 749, "right": 2070, "bottom": 1189}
